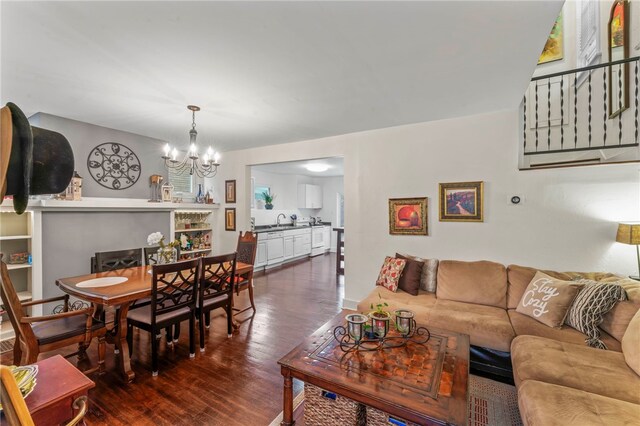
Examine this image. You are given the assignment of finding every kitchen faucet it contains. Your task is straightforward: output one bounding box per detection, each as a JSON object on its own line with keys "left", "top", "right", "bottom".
{"left": 276, "top": 213, "right": 286, "bottom": 226}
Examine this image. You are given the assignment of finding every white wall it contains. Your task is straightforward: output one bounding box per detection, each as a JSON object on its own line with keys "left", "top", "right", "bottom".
{"left": 212, "top": 109, "right": 639, "bottom": 309}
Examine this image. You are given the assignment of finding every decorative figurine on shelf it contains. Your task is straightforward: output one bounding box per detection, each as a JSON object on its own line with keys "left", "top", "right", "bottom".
{"left": 161, "top": 181, "right": 174, "bottom": 202}
{"left": 64, "top": 171, "right": 82, "bottom": 201}
{"left": 149, "top": 174, "right": 163, "bottom": 202}
{"left": 205, "top": 189, "right": 213, "bottom": 204}
{"left": 180, "top": 233, "right": 189, "bottom": 250}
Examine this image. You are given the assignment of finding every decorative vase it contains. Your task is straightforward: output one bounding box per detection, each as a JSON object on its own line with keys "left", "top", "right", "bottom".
{"left": 196, "top": 184, "right": 204, "bottom": 204}
{"left": 265, "top": 203, "right": 274, "bottom": 210}
{"left": 157, "top": 247, "right": 177, "bottom": 264}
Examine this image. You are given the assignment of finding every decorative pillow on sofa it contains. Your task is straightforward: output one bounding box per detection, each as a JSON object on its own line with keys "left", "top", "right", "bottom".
{"left": 397, "top": 253, "right": 439, "bottom": 292}
{"left": 516, "top": 271, "right": 582, "bottom": 328}
{"left": 395, "top": 253, "right": 423, "bottom": 296}
{"left": 375, "top": 257, "right": 406, "bottom": 292}
{"left": 565, "top": 279, "right": 627, "bottom": 349}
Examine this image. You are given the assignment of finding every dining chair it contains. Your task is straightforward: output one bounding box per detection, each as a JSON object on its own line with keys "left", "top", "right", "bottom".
{"left": 0, "top": 260, "right": 106, "bottom": 373}
{"left": 95, "top": 248, "right": 143, "bottom": 272}
{"left": 197, "top": 253, "right": 236, "bottom": 351}
{"left": 232, "top": 231, "right": 258, "bottom": 318}
{"left": 0, "top": 365, "right": 89, "bottom": 426}
{"left": 126, "top": 258, "right": 200, "bottom": 376}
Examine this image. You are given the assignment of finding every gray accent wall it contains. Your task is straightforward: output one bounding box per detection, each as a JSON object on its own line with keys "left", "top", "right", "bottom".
{"left": 41, "top": 211, "right": 170, "bottom": 308}
{"left": 29, "top": 113, "right": 168, "bottom": 199}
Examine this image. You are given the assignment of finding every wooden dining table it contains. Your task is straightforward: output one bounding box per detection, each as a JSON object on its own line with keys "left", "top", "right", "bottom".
{"left": 56, "top": 262, "right": 253, "bottom": 383}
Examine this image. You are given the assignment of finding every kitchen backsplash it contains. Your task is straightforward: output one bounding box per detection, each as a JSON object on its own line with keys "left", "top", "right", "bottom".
{"left": 251, "top": 208, "right": 319, "bottom": 226}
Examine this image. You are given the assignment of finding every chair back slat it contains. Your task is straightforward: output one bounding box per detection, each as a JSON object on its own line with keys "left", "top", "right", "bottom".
{"left": 200, "top": 253, "right": 236, "bottom": 304}
{"left": 0, "top": 260, "right": 37, "bottom": 346}
{"left": 95, "top": 248, "right": 143, "bottom": 272}
{"left": 151, "top": 259, "right": 199, "bottom": 321}
{"left": 236, "top": 232, "right": 257, "bottom": 265}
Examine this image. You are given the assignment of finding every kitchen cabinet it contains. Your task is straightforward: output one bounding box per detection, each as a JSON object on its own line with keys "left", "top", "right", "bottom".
{"left": 256, "top": 233, "right": 268, "bottom": 267}
{"left": 266, "top": 231, "right": 284, "bottom": 265}
{"left": 284, "top": 235, "right": 294, "bottom": 260}
{"left": 297, "top": 184, "right": 323, "bottom": 209}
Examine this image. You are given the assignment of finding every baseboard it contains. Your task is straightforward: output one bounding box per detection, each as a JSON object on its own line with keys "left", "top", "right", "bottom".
{"left": 342, "top": 298, "right": 359, "bottom": 311}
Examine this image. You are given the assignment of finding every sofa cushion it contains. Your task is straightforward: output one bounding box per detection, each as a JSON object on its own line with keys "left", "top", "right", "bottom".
{"left": 517, "top": 380, "right": 640, "bottom": 426}
{"left": 601, "top": 279, "right": 640, "bottom": 341}
{"left": 356, "top": 287, "right": 437, "bottom": 314}
{"left": 564, "top": 279, "right": 627, "bottom": 349}
{"left": 511, "top": 335, "right": 639, "bottom": 403}
{"left": 436, "top": 260, "right": 507, "bottom": 308}
{"left": 515, "top": 272, "right": 582, "bottom": 328}
{"left": 622, "top": 309, "right": 640, "bottom": 376}
{"left": 398, "top": 253, "right": 438, "bottom": 292}
{"left": 428, "top": 299, "right": 515, "bottom": 352}
{"left": 395, "top": 253, "right": 422, "bottom": 296}
{"left": 507, "top": 264, "right": 624, "bottom": 310}
{"left": 375, "top": 256, "right": 406, "bottom": 292}
{"left": 507, "top": 309, "right": 621, "bottom": 351}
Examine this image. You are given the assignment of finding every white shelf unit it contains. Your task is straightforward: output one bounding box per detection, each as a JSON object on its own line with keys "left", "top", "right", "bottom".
{"left": 173, "top": 210, "right": 214, "bottom": 260}
{"left": 0, "top": 209, "right": 41, "bottom": 341}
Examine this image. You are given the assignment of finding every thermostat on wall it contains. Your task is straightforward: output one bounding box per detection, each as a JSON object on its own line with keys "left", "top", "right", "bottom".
{"left": 509, "top": 195, "right": 524, "bottom": 205}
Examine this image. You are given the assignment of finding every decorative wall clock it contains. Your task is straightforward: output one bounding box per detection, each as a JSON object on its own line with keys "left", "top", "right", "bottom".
{"left": 87, "top": 142, "right": 141, "bottom": 190}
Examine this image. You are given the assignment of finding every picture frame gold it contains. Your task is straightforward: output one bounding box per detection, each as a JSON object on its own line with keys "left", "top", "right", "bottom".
{"left": 225, "top": 207, "right": 236, "bottom": 231}
{"left": 439, "top": 181, "right": 484, "bottom": 222}
{"left": 388, "top": 197, "right": 428, "bottom": 235}
{"left": 225, "top": 180, "right": 236, "bottom": 203}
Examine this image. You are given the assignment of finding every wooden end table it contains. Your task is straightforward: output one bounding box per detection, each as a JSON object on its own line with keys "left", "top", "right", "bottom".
{"left": 278, "top": 313, "right": 470, "bottom": 425}
{"left": 25, "top": 355, "right": 95, "bottom": 425}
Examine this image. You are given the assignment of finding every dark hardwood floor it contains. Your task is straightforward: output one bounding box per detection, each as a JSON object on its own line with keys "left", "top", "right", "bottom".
{"left": 23, "top": 254, "right": 343, "bottom": 425}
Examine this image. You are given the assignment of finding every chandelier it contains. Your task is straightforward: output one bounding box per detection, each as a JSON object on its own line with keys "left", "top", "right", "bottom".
{"left": 162, "top": 105, "right": 221, "bottom": 177}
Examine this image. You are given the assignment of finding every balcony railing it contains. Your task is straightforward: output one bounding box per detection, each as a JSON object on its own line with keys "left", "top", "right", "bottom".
{"left": 520, "top": 56, "right": 639, "bottom": 168}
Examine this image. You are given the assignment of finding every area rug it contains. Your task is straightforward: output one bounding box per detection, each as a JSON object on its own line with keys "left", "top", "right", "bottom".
{"left": 268, "top": 375, "right": 522, "bottom": 426}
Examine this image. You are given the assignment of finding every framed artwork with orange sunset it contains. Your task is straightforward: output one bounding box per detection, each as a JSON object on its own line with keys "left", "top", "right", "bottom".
{"left": 388, "top": 197, "right": 428, "bottom": 235}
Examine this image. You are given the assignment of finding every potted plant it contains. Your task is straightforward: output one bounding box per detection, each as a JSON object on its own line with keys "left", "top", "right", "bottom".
{"left": 366, "top": 293, "right": 393, "bottom": 339}
{"left": 262, "top": 191, "right": 276, "bottom": 210}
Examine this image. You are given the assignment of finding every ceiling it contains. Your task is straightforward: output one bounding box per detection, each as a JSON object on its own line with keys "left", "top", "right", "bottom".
{"left": 1, "top": 1, "right": 562, "bottom": 152}
{"left": 252, "top": 157, "right": 344, "bottom": 177}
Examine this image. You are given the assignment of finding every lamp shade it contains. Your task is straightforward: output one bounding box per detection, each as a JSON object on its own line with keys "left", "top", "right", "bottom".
{"left": 616, "top": 223, "right": 640, "bottom": 245}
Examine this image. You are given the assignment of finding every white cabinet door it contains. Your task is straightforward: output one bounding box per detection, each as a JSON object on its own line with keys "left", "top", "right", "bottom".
{"left": 323, "top": 226, "right": 331, "bottom": 251}
{"left": 256, "top": 241, "right": 267, "bottom": 267}
{"left": 267, "top": 235, "right": 284, "bottom": 265}
{"left": 310, "top": 185, "right": 322, "bottom": 208}
{"left": 298, "top": 184, "right": 323, "bottom": 209}
{"left": 293, "top": 235, "right": 305, "bottom": 256}
{"left": 284, "top": 236, "right": 294, "bottom": 260}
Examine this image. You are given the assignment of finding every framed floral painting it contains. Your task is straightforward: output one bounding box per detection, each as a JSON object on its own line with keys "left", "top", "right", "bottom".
{"left": 439, "top": 181, "right": 484, "bottom": 222}
{"left": 388, "top": 197, "right": 428, "bottom": 235}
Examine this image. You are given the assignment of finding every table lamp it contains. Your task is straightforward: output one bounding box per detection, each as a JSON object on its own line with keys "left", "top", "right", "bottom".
{"left": 616, "top": 222, "right": 640, "bottom": 281}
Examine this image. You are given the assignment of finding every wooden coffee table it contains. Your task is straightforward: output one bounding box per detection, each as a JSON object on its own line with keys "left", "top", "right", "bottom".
{"left": 278, "top": 312, "right": 470, "bottom": 425}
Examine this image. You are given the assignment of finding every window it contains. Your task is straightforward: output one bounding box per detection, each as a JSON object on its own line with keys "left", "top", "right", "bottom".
{"left": 576, "top": 0, "right": 601, "bottom": 85}
{"left": 168, "top": 168, "right": 193, "bottom": 194}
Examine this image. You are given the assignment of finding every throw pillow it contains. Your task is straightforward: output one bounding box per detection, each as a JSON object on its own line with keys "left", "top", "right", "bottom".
{"left": 397, "top": 253, "right": 439, "bottom": 292}
{"left": 395, "top": 253, "right": 423, "bottom": 296}
{"left": 565, "top": 279, "right": 627, "bottom": 349}
{"left": 375, "top": 256, "right": 406, "bottom": 292}
{"left": 516, "top": 271, "right": 582, "bottom": 328}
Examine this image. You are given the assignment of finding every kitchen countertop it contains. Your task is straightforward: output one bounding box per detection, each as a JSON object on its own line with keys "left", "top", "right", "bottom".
{"left": 254, "top": 222, "right": 332, "bottom": 233}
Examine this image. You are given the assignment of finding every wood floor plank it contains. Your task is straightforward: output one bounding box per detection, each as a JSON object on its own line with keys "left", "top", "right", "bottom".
{"left": 13, "top": 254, "right": 344, "bottom": 425}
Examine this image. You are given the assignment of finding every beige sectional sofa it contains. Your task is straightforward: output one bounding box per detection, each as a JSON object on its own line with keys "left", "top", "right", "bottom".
{"left": 357, "top": 259, "right": 640, "bottom": 425}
